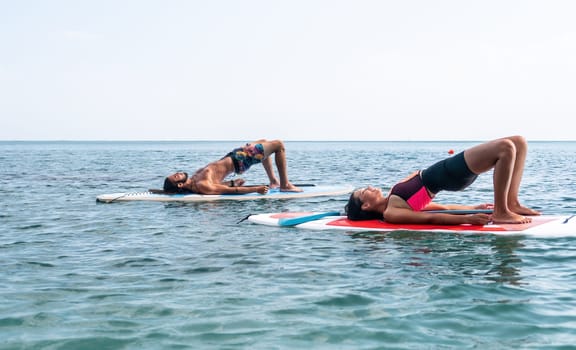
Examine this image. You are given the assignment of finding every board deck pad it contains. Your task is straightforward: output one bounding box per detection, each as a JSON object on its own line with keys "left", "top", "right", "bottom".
{"left": 96, "top": 184, "right": 354, "bottom": 203}
{"left": 248, "top": 212, "right": 576, "bottom": 237}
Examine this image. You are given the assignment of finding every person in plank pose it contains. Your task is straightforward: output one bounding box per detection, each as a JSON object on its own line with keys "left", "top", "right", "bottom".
{"left": 163, "top": 139, "right": 302, "bottom": 195}
{"left": 345, "top": 135, "right": 540, "bottom": 225}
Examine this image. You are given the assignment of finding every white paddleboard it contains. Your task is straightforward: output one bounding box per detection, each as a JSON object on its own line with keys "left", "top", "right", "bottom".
{"left": 248, "top": 212, "right": 576, "bottom": 237}
{"left": 96, "top": 184, "right": 354, "bottom": 203}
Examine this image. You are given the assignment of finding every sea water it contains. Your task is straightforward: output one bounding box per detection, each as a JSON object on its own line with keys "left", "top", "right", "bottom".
{"left": 1, "top": 140, "right": 575, "bottom": 349}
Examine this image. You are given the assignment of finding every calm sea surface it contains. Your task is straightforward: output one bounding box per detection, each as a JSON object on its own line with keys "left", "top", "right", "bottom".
{"left": 1, "top": 140, "right": 575, "bottom": 349}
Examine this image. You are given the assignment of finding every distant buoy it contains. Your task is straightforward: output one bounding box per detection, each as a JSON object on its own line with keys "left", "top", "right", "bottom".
{"left": 448, "top": 149, "right": 454, "bottom": 155}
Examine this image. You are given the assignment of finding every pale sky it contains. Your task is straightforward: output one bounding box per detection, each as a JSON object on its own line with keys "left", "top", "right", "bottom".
{"left": 1, "top": 1, "right": 575, "bottom": 141}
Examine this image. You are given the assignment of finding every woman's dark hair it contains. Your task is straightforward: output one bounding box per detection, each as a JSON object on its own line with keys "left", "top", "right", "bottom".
{"left": 163, "top": 177, "right": 181, "bottom": 193}
{"left": 345, "top": 192, "right": 383, "bottom": 221}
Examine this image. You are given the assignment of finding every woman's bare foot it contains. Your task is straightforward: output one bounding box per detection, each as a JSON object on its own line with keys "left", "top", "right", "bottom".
{"left": 492, "top": 212, "right": 532, "bottom": 224}
{"left": 510, "top": 205, "right": 541, "bottom": 216}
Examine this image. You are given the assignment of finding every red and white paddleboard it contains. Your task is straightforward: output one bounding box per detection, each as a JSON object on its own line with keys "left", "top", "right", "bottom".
{"left": 248, "top": 211, "right": 576, "bottom": 237}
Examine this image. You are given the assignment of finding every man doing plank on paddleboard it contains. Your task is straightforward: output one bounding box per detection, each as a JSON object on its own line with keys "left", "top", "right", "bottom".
{"left": 163, "top": 139, "right": 302, "bottom": 195}
{"left": 346, "top": 135, "right": 541, "bottom": 225}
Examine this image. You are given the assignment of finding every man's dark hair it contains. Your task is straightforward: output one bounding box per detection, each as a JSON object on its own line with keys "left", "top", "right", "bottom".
{"left": 345, "top": 192, "right": 383, "bottom": 221}
{"left": 163, "top": 177, "right": 181, "bottom": 193}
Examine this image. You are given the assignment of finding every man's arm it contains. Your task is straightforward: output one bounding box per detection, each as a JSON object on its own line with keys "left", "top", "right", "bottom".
{"left": 196, "top": 181, "right": 268, "bottom": 195}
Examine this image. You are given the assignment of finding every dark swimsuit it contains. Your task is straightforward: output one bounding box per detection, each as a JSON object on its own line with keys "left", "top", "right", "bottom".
{"left": 422, "top": 151, "right": 478, "bottom": 193}
{"left": 389, "top": 151, "right": 478, "bottom": 211}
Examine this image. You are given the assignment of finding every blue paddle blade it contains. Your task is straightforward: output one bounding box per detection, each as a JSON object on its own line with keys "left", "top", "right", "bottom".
{"left": 278, "top": 211, "right": 342, "bottom": 226}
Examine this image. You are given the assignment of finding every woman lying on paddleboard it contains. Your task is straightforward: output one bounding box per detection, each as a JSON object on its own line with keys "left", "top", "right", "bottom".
{"left": 163, "top": 139, "right": 302, "bottom": 195}
{"left": 346, "top": 135, "right": 541, "bottom": 225}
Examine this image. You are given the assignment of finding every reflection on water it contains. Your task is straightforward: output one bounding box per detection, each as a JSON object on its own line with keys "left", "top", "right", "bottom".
{"left": 349, "top": 231, "right": 526, "bottom": 286}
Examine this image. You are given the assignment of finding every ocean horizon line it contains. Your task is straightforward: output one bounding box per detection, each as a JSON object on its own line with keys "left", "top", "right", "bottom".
{"left": 1, "top": 139, "right": 575, "bottom": 143}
